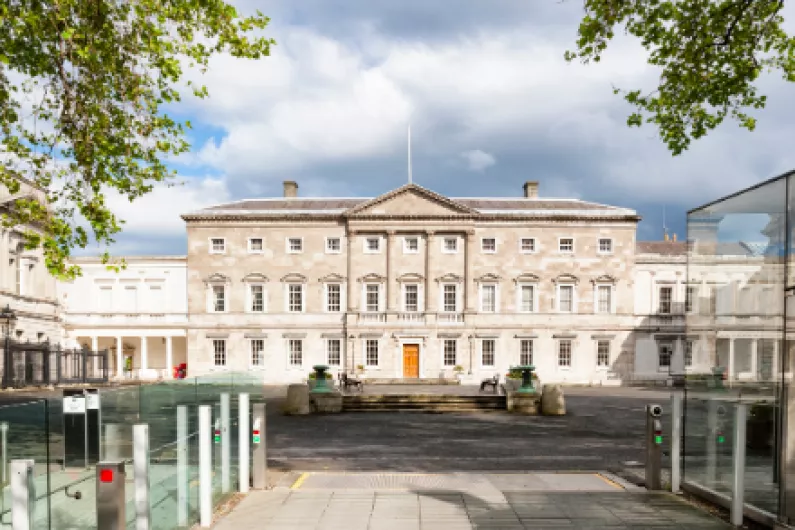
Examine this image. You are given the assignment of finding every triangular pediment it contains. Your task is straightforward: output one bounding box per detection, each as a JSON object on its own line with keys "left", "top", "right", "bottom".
{"left": 344, "top": 184, "right": 480, "bottom": 218}
{"left": 204, "top": 273, "right": 230, "bottom": 284}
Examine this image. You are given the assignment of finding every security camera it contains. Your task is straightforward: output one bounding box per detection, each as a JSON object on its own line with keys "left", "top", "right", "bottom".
{"left": 649, "top": 404, "right": 663, "bottom": 418}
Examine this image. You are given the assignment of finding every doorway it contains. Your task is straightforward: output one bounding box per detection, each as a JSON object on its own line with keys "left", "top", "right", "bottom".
{"left": 402, "top": 344, "right": 419, "bottom": 378}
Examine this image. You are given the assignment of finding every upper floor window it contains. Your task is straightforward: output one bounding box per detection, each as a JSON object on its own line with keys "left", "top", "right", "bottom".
{"left": 123, "top": 286, "right": 138, "bottom": 312}
{"left": 248, "top": 238, "right": 263, "bottom": 253}
{"left": 558, "top": 238, "right": 574, "bottom": 253}
{"left": 213, "top": 339, "right": 227, "bottom": 367}
{"left": 288, "top": 339, "right": 303, "bottom": 367}
{"left": 558, "top": 340, "right": 572, "bottom": 368}
{"left": 658, "top": 286, "right": 673, "bottom": 314}
{"left": 404, "top": 237, "right": 419, "bottom": 254}
{"left": 596, "top": 285, "right": 612, "bottom": 314}
{"left": 364, "top": 237, "right": 381, "bottom": 254}
{"left": 148, "top": 285, "right": 163, "bottom": 311}
{"left": 685, "top": 286, "right": 697, "bottom": 313}
{"left": 684, "top": 340, "right": 694, "bottom": 367}
{"left": 287, "top": 237, "right": 303, "bottom": 254}
{"left": 520, "top": 339, "right": 533, "bottom": 365}
{"left": 249, "top": 284, "right": 265, "bottom": 313}
{"left": 481, "top": 238, "right": 496, "bottom": 253}
{"left": 557, "top": 285, "right": 574, "bottom": 313}
{"left": 325, "top": 237, "right": 341, "bottom": 254}
{"left": 403, "top": 284, "right": 420, "bottom": 312}
{"left": 365, "top": 284, "right": 381, "bottom": 312}
{"left": 520, "top": 238, "right": 536, "bottom": 253}
{"left": 326, "top": 284, "right": 342, "bottom": 312}
{"left": 442, "top": 284, "right": 458, "bottom": 312}
{"left": 518, "top": 284, "right": 535, "bottom": 313}
{"left": 250, "top": 339, "right": 264, "bottom": 367}
{"left": 658, "top": 342, "right": 673, "bottom": 369}
{"left": 597, "top": 238, "right": 613, "bottom": 254}
{"left": 99, "top": 286, "right": 113, "bottom": 312}
{"left": 287, "top": 284, "right": 304, "bottom": 313}
{"left": 210, "top": 238, "right": 226, "bottom": 254}
{"left": 443, "top": 237, "right": 458, "bottom": 253}
{"left": 327, "top": 339, "right": 341, "bottom": 366}
{"left": 596, "top": 340, "right": 610, "bottom": 367}
{"left": 481, "top": 339, "right": 495, "bottom": 367}
{"left": 480, "top": 284, "right": 497, "bottom": 313}
{"left": 211, "top": 285, "right": 226, "bottom": 313}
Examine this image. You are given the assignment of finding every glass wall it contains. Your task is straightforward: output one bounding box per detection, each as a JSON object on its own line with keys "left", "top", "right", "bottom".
{"left": 684, "top": 171, "right": 794, "bottom": 519}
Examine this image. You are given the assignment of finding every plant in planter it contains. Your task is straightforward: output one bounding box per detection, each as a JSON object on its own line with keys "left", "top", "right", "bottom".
{"left": 505, "top": 368, "right": 540, "bottom": 392}
{"left": 453, "top": 365, "right": 465, "bottom": 378}
{"left": 356, "top": 364, "right": 365, "bottom": 375}
{"left": 307, "top": 372, "right": 334, "bottom": 380}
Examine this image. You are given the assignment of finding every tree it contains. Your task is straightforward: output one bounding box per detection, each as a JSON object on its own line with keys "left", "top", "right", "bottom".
{"left": 0, "top": 0, "right": 274, "bottom": 278}
{"left": 566, "top": 0, "right": 795, "bottom": 155}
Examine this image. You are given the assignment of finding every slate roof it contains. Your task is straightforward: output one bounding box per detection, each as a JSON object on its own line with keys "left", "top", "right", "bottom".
{"left": 636, "top": 241, "right": 761, "bottom": 256}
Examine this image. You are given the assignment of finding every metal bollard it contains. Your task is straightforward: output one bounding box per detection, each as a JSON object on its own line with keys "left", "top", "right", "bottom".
{"left": 177, "top": 406, "right": 188, "bottom": 527}
{"left": 239, "top": 393, "right": 250, "bottom": 493}
{"left": 11, "top": 459, "right": 34, "bottom": 530}
{"left": 645, "top": 404, "right": 663, "bottom": 491}
{"left": 103, "top": 423, "right": 122, "bottom": 462}
{"left": 670, "top": 392, "right": 682, "bottom": 493}
{"left": 731, "top": 403, "right": 748, "bottom": 526}
{"left": 133, "top": 424, "right": 150, "bottom": 530}
{"left": 706, "top": 400, "right": 727, "bottom": 487}
{"left": 252, "top": 403, "right": 267, "bottom": 489}
{"left": 221, "top": 393, "right": 230, "bottom": 494}
{"left": 199, "top": 405, "right": 212, "bottom": 527}
{"left": 97, "top": 461, "right": 126, "bottom": 530}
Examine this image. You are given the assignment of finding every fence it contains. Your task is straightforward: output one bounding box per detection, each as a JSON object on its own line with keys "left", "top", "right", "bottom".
{"left": 1, "top": 341, "right": 110, "bottom": 388}
{"left": 0, "top": 372, "right": 266, "bottom": 529}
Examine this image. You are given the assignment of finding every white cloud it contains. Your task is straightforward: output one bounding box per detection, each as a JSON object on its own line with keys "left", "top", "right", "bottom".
{"left": 461, "top": 149, "right": 496, "bottom": 171}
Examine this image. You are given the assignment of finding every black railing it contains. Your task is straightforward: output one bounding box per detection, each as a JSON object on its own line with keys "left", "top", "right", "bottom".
{"left": 1, "top": 340, "right": 109, "bottom": 388}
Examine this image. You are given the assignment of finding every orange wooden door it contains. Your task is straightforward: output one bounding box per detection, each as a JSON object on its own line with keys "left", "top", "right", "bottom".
{"left": 403, "top": 345, "right": 419, "bottom": 378}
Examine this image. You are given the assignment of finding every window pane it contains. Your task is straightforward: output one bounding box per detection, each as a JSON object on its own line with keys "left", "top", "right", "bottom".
{"left": 213, "top": 340, "right": 226, "bottom": 366}
{"left": 597, "top": 341, "right": 610, "bottom": 367}
{"left": 520, "top": 340, "right": 533, "bottom": 365}
{"left": 289, "top": 238, "right": 302, "bottom": 252}
{"left": 659, "top": 287, "right": 673, "bottom": 314}
{"left": 212, "top": 285, "right": 225, "bottom": 312}
{"left": 250, "top": 285, "right": 264, "bottom": 312}
{"left": 211, "top": 238, "right": 225, "bottom": 252}
{"left": 404, "top": 285, "right": 418, "bottom": 312}
{"left": 366, "top": 340, "right": 379, "bottom": 366}
{"left": 598, "top": 238, "right": 612, "bottom": 252}
{"left": 251, "top": 339, "right": 264, "bottom": 366}
{"left": 443, "top": 285, "right": 457, "bottom": 312}
{"left": 684, "top": 340, "right": 693, "bottom": 367}
{"left": 366, "top": 284, "right": 380, "bottom": 312}
{"left": 559, "top": 238, "right": 573, "bottom": 252}
{"left": 521, "top": 285, "right": 534, "bottom": 312}
{"left": 598, "top": 285, "right": 611, "bottom": 313}
{"left": 482, "top": 340, "right": 495, "bottom": 366}
{"left": 558, "top": 340, "right": 572, "bottom": 367}
{"left": 658, "top": 343, "right": 672, "bottom": 367}
{"left": 328, "top": 339, "right": 341, "bottom": 366}
{"left": 521, "top": 238, "right": 535, "bottom": 252}
{"left": 327, "top": 284, "right": 341, "bottom": 312}
{"left": 289, "top": 284, "right": 303, "bottom": 312}
{"left": 559, "top": 286, "right": 573, "bottom": 312}
{"left": 327, "top": 238, "right": 340, "bottom": 252}
{"left": 482, "top": 285, "right": 496, "bottom": 312}
{"left": 443, "top": 340, "right": 457, "bottom": 366}
{"left": 289, "top": 339, "right": 303, "bottom": 366}
{"left": 685, "top": 287, "right": 696, "bottom": 313}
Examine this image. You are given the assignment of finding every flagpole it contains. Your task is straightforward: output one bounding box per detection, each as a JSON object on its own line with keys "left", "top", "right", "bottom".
{"left": 408, "top": 125, "right": 412, "bottom": 184}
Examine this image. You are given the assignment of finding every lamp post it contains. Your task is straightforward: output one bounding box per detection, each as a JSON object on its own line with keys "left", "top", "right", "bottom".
{"left": 0, "top": 305, "right": 17, "bottom": 389}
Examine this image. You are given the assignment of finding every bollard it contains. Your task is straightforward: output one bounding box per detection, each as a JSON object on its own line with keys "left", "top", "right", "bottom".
{"left": 177, "top": 406, "right": 188, "bottom": 527}
{"left": 133, "top": 424, "right": 150, "bottom": 530}
{"left": 731, "top": 403, "right": 748, "bottom": 526}
{"left": 10, "top": 459, "right": 34, "bottom": 530}
{"left": 199, "top": 405, "right": 212, "bottom": 527}
{"left": 670, "top": 392, "right": 682, "bottom": 493}
{"left": 96, "top": 461, "right": 126, "bottom": 530}
{"left": 645, "top": 404, "right": 663, "bottom": 491}
{"left": 239, "top": 393, "right": 250, "bottom": 493}
{"left": 1, "top": 421, "right": 8, "bottom": 484}
{"left": 103, "top": 423, "right": 122, "bottom": 462}
{"left": 221, "top": 393, "right": 230, "bottom": 494}
{"left": 252, "top": 403, "right": 267, "bottom": 489}
{"left": 706, "top": 400, "right": 726, "bottom": 487}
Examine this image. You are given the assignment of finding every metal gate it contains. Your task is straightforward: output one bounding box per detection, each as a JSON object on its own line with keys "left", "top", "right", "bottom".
{"left": 1, "top": 340, "right": 109, "bottom": 388}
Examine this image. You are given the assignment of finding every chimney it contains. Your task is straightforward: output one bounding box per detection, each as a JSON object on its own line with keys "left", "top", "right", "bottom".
{"left": 283, "top": 180, "right": 298, "bottom": 198}
{"left": 523, "top": 181, "right": 538, "bottom": 198}
{"left": 664, "top": 233, "right": 670, "bottom": 242}
{"left": 672, "top": 233, "right": 677, "bottom": 242}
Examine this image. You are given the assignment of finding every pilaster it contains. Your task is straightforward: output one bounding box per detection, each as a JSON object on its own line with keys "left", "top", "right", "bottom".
{"left": 425, "top": 231, "right": 435, "bottom": 312}
{"left": 386, "top": 230, "right": 396, "bottom": 311}
{"left": 347, "top": 230, "right": 357, "bottom": 311}
{"left": 465, "top": 230, "right": 476, "bottom": 312}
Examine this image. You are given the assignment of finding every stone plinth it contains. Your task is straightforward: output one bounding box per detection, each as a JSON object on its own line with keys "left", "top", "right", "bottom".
{"left": 283, "top": 384, "right": 311, "bottom": 415}
{"left": 507, "top": 392, "right": 540, "bottom": 415}
{"left": 310, "top": 391, "right": 343, "bottom": 413}
{"left": 540, "top": 384, "right": 566, "bottom": 416}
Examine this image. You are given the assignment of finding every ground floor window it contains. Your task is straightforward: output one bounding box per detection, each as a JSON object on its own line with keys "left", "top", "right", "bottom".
{"left": 596, "top": 340, "right": 610, "bottom": 368}
{"left": 365, "top": 340, "right": 379, "bottom": 366}
{"left": 658, "top": 342, "right": 673, "bottom": 369}
{"left": 250, "top": 339, "right": 264, "bottom": 367}
{"left": 481, "top": 339, "right": 495, "bottom": 367}
{"left": 443, "top": 340, "right": 456, "bottom": 366}
{"left": 558, "top": 340, "right": 572, "bottom": 368}
{"left": 289, "top": 339, "right": 303, "bottom": 367}
{"left": 327, "top": 339, "right": 341, "bottom": 366}
{"left": 520, "top": 339, "right": 533, "bottom": 365}
{"left": 684, "top": 340, "right": 693, "bottom": 367}
{"left": 213, "top": 339, "right": 226, "bottom": 367}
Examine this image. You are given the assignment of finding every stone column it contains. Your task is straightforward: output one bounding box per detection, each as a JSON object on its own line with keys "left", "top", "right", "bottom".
{"left": 91, "top": 336, "right": 98, "bottom": 352}
{"left": 166, "top": 336, "right": 173, "bottom": 378}
{"left": 116, "top": 336, "right": 123, "bottom": 377}
{"left": 141, "top": 336, "right": 148, "bottom": 374}
{"left": 425, "top": 231, "right": 435, "bottom": 312}
{"left": 347, "top": 230, "right": 357, "bottom": 311}
{"left": 386, "top": 231, "right": 395, "bottom": 312}
{"left": 464, "top": 230, "right": 476, "bottom": 312}
{"left": 0, "top": 230, "right": 7, "bottom": 290}
{"left": 750, "top": 338, "right": 758, "bottom": 381}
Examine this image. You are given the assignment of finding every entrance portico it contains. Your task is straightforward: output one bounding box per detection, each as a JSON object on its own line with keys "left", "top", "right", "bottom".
{"left": 72, "top": 332, "right": 187, "bottom": 380}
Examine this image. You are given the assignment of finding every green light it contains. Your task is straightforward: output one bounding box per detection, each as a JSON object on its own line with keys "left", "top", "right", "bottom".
{"left": 253, "top": 435, "right": 261, "bottom": 444}
{"left": 718, "top": 435, "right": 725, "bottom": 444}
{"left": 654, "top": 435, "right": 663, "bottom": 444}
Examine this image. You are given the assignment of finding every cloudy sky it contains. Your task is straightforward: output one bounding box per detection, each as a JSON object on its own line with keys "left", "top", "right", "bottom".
{"left": 90, "top": 0, "right": 795, "bottom": 256}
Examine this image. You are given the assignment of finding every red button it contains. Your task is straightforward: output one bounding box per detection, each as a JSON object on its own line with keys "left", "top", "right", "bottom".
{"left": 253, "top": 430, "right": 260, "bottom": 436}
{"left": 100, "top": 469, "right": 114, "bottom": 483}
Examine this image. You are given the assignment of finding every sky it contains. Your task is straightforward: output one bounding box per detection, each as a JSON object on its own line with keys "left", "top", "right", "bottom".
{"left": 87, "top": 0, "right": 795, "bottom": 256}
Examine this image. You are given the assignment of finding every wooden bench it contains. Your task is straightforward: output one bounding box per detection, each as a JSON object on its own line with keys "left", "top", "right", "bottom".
{"left": 480, "top": 375, "right": 499, "bottom": 392}
{"left": 340, "top": 372, "right": 363, "bottom": 392}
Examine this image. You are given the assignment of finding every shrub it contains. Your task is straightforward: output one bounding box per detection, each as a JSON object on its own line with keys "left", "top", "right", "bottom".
{"left": 307, "top": 372, "right": 333, "bottom": 380}
{"left": 507, "top": 367, "right": 539, "bottom": 380}
{"left": 453, "top": 365, "right": 464, "bottom": 374}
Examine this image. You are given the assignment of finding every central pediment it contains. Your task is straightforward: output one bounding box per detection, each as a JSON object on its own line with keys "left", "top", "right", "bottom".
{"left": 344, "top": 184, "right": 479, "bottom": 218}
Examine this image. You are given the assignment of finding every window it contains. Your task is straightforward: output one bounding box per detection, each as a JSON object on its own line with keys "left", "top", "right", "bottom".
{"left": 596, "top": 285, "right": 612, "bottom": 314}
{"left": 148, "top": 285, "right": 163, "bottom": 311}
{"left": 124, "top": 286, "right": 138, "bottom": 312}
{"left": 404, "top": 284, "right": 419, "bottom": 312}
{"left": 287, "top": 284, "right": 303, "bottom": 313}
{"left": 597, "top": 340, "right": 610, "bottom": 368}
{"left": 481, "top": 238, "right": 496, "bottom": 253}
{"left": 99, "top": 286, "right": 113, "bottom": 312}
{"left": 287, "top": 238, "right": 303, "bottom": 254}
{"left": 365, "top": 340, "right": 379, "bottom": 366}
{"left": 443, "top": 340, "right": 457, "bottom": 366}
{"left": 481, "top": 339, "right": 495, "bottom": 367}
{"left": 325, "top": 237, "right": 341, "bottom": 254}
{"left": 520, "top": 238, "right": 536, "bottom": 253}
{"left": 248, "top": 238, "right": 263, "bottom": 253}
{"left": 684, "top": 340, "right": 694, "bottom": 367}
{"left": 211, "top": 285, "right": 225, "bottom": 312}
{"left": 404, "top": 237, "right": 419, "bottom": 253}
{"left": 442, "top": 285, "right": 458, "bottom": 312}
{"left": 659, "top": 286, "right": 673, "bottom": 314}
{"left": 685, "top": 286, "right": 697, "bottom": 313}
{"left": 210, "top": 238, "right": 225, "bottom": 254}
{"left": 558, "top": 340, "right": 572, "bottom": 368}
{"left": 364, "top": 237, "right": 381, "bottom": 253}
{"left": 365, "top": 284, "right": 380, "bottom": 312}
{"left": 558, "top": 238, "right": 574, "bottom": 253}
{"left": 558, "top": 285, "right": 574, "bottom": 313}
{"left": 480, "top": 284, "right": 497, "bottom": 312}
{"left": 518, "top": 284, "right": 535, "bottom": 312}
{"left": 251, "top": 339, "right": 264, "bottom": 367}
{"left": 213, "top": 339, "right": 226, "bottom": 367}
{"left": 14, "top": 244, "right": 23, "bottom": 295}
{"left": 443, "top": 237, "right": 458, "bottom": 253}
{"left": 326, "top": 284, "right": 341, "bottom": 312}
{"left": 597, "top": 238, "right": 613, "bottom": 254}
{"left": 520, "top": 339, "right": 533, "bottom": 365}
{"left": 327, "top": 339, "right": 341, "bottom": 366}
{"left": 249, "top": 285, "right": 264, "bottom": 312}
{"left": 658, "top": 342, "right": 673, "bottom": 369}
{"left": 288, "top": 339, "right": 303, "bottom": 367}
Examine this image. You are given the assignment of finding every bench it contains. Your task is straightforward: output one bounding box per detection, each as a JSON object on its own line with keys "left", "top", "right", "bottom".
{"left": 480, "top": 375, "right": 499, "bottom": 393}
{"left": 340, "top": 372, "right": 363, "bottom": 392}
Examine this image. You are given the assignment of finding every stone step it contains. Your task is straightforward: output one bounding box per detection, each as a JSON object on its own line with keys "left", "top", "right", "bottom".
{"left": 342, "top": 394, "right": 506, "bottom": 412}
{"left": 344, "top": 395, "right": 504, "bottom": 404}
{"left": 363, "top": 378, "right": 461, "bottom": 385}
{"left": 344, "top": 407, "right": 505, "bottom": 413}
